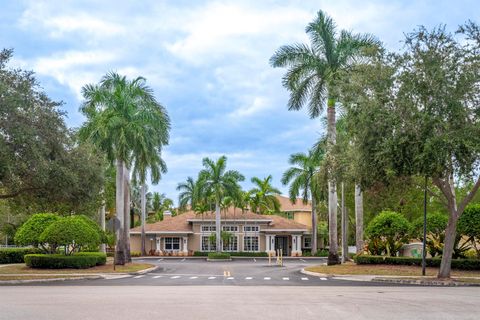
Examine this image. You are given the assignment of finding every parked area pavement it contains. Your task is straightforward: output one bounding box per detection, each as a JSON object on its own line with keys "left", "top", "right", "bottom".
{"left": 2, "top": 257, "right": 410, "bottom": 287}
{"left": 1, "top": 285, "right": 479, "bottom": 320}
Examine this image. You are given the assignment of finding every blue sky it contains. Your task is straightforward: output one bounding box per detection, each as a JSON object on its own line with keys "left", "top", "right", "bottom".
{"left": 1, "top": 0, "right": 478, "bottom": 204}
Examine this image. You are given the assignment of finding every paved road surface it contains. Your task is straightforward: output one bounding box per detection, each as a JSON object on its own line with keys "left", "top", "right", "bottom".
{"left": 5, "top": 258, "right": 407, "bottom": 286}
{"left": 1, "top": 286, "right": 479, "bottom": 320}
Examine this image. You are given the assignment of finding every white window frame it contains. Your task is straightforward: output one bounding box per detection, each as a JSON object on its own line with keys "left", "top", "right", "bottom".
{"left": 222, "top": 235, "right": 239, "bottom": 252}
{"left": 243, "top": 236, "right": 259, "bottom": 252}
{"left": 303, "top": 236, "right": 312, "bottom": 249}
{"left": 201, "top": 225, "right": 216, "bottom": 232}
{"left": 243, "top": 225, "right": 259, "bottom": 233}
{"left": 201, "top": 235, "right": 216, "bottom": 252}
{"left": 164, "top": 237, "right": 180, "bottom": 251}
{"left": 222, "top": 225, "right": 239, "bottom": 232}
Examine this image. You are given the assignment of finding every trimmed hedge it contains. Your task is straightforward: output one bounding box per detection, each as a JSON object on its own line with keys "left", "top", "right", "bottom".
{"left": 354, "top": 255, "right": 480, "bottom": 270}
{"left": 0, "top": 248, "right": 42, "bottom": 264}
{"left": 75, "top": 252, "right": 107, "bottom": 266}
{"left": 302, "top": 250, "right": 329, "bottom": 257}
{"left": 194, "top": 251, "right": 268, "bottom": 257}
{"left": 208, "top": 252, "right": 231, "bottom": 260}
{"left": 25, "top": 254, "right": 98, "bottom": 269}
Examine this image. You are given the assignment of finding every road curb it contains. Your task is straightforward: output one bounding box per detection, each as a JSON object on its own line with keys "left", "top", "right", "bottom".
{"left": 129, "top": 265, "right": 160, "bottom": 275}
{"left": 0, "top": 275, "right": 103, "bottom": 285}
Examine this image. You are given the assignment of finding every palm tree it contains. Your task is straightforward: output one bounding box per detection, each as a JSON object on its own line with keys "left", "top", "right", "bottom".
{"left": 249, "top": 175, "right": 281, "bottom": 214}
{"left": 199, "top": 156, "right": 244, "bottom": 252}
{"left": 282, "top": 149, "right": 324, "bottom": 255}
{"left": 79, "top": 72, "right": 170, "bottom": 265}
{"left": 177, "top": 176, "right": 204, "bottom": 210}
{"left": 270, "top": 10, "right": 378, "bottom": 264}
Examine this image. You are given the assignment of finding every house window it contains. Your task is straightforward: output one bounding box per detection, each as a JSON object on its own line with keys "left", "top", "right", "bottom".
{"left": 201, "top": 236, "right": 216, "bottom": 252}
{"left": 244, "top": 225, "right": 259, "bottom": 232}
{"left": 303, "top": 237, "right": 312, "bottom": 249}
{"left": 243, "top": 236, "right": 259, "bottom": 252}
{"left": 201, "top": 225, "right": 216, "bottom": 232}
{"left": 222, "top": 225, "right": 238, "bottom": 232}
{"left": 164, "top": 237, "right": 180, "bottom": 250}
{"left": 222, "top": 235, "right": 238, "bottom": 252}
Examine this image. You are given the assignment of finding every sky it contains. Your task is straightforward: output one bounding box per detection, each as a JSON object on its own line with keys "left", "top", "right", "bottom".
{"left": 1, "top": 0, "right": 478, "bottom": 204}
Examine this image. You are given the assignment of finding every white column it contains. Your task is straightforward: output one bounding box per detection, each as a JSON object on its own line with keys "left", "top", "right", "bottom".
{"left": 292, "top": 235, "right": 302, "bottom": 256}
{"left": 183, "top": 237, "right": 188, "bottom": 253}
{"left": 155, "top": 238, "right": 161, "bottom": 252}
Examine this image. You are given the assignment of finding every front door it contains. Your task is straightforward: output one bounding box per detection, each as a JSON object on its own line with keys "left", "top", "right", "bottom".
{"left": 274, "top": 236, "right": 289, "bottom": 256}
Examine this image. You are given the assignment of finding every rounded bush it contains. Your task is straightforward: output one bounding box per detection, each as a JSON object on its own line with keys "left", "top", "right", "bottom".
{"left": 207, "top": 252, "right": 231, "bottom": 260}
{"left": 24, "top": 254, "right": 98, "bottom": 269}
{"left": 14, "top": 213, "right": 61, "bottom": 248}
{"left": 366, "top": 211, "right": 412, "bottom": 256}
{"left": 0, "top": 248, "right": 42, "bottom": 264}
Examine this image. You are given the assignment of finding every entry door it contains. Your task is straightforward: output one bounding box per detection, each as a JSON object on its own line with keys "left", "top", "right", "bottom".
{"left": 274, "top": 236, "right": 289, "bottom": 256}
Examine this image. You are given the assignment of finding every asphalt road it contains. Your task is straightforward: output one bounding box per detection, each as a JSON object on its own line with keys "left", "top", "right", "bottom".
{"left": 12, "top": 257, "right": 407, "bottom": 286}
{"left": 1, "top": 286, "right": 479, "bottom": 320}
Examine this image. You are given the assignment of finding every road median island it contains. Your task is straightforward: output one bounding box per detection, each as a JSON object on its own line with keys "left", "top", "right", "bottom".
{"left": 303, "top": 262, "right": 480, "bottom": 286}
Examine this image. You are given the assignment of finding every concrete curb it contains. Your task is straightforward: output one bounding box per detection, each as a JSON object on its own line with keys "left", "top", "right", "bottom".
{"left": 129, "top": 265, "right": 160, "bottom": 275}
{"left": 0, "top": 275, "right": 103, "bottom": 285}
{"left": 206, "top": 259, "right": 232, "bottom": 262}
{"left": 134, "top": 256, "right": 327, "bottom": 260}
{"left": 300, "top": 268, "right": 480, "bottom": 286}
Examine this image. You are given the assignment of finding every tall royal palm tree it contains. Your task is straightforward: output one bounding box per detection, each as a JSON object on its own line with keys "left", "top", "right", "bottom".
{"left": 249, "top": 175, "right": 281, "bottom": 214}
{"left": 199, "top": 156, "right": 244, "bottom": 252}
{"left": 282, "top": 149, "right": 324, "bottom": 255}
{"left": 270, "top": 10, "right": 378, "bottom": 264}
{"left": 177, "top": 176, "right": 204, "bottom": 210}
{"left": 79, "top": 72, "right": 170, "bottom": 265}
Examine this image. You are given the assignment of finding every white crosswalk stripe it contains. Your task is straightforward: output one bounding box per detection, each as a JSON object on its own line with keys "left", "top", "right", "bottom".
{"left": 264, "top": 277, "right": 271, "bottom": 280}
{"left": 301, "top": 277, "right": 309, "bottom": 281}
{"left": 133, "top": 275, "right": 145, "bottom": 279}
{"left": 282, "top": 277, "right": 289, "bottom": 281}
{"left": 320, "top": 277, "right": 327, "bottom": 281}
{"left": 170, "top": 276, "right": 181, "bottom": 279}
{"left": 226, "top": 277, "right": 234, "bottom": 280}
{"left": 153, "top": 276, "right": 162, "bottom": 279}
{"left": 189, "top": 276, "right": 198, "bottom": 279}
{"left": 245, "top": 277, "right": 253, "bottom": 280}
{"left": 208, "top": 276, "right": 216, "bottom": 280}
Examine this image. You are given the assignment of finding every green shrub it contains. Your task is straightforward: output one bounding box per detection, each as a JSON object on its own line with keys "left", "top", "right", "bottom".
{"left": 0, "top": 248, "right": 42, "bottom": 264}
{"left": 366, "top": 211, "right": 412, "bottom": 256}
{"left": 130, "top": 251, "right": 142, "bottom": 257}
{"left": 458, "top": 204, "right": 480, "bottom": 259}
{"left": 354, "top": 255, "right": 480, "bottom": 270}
{"left": 302, "top": 250, "right": 329, "bottom": 257}
{"left": 25, "top": 254, "right": 98, "bottom": 269}
{"left": 193, "top": 251, "right": 209, "bottom": 256}
{"left": 412, "top": 213, "right": 448, "bottom": 258}
{"left": 75, "top": 252, "right": 107, "bottom": 266}
{"left": 39, "top": 216, "right": 100, "bottom": 254}
{"left": 14, "top": 213, "right": 61, "bottom": 252}
{"left": 208, "top": 252, "right": 231, "bottom": 260}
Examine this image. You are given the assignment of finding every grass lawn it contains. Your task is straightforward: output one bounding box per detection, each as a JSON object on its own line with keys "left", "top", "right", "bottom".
{"left": 0, "top": 275, "right": 87, "bottom": 281}
{"left": 305, "top": 262, "right": 480, "bottom": 278}
{"left": 0, "top": 261, "right": 154, "bottom": 275}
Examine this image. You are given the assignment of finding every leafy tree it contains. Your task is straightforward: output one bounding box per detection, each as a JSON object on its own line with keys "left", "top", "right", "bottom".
{"left": 249, "top": 175, "right": 281, "bottom": 214}
{"left": 413, "top": 213, "right": 448, "bottom": 257}
{"left": 0, "top": 49, "right": 104, "bottom": 215}
{"left": 365, "top": 211, "right": 412, "bottom": 256}
{"left": 458, "top": 204, "right": 480, "bottom": 258}
{"left": 39, "top": 216, "right": 100, "bottom": 255}
{"left": 282, "top": 149, "right": 324, "bottom": 254}
{"left": 199, "top": 156, "right": 244, "bottom": 252}
{"left": 14, "top": 213, "right": 60, "bottom": 253}
{"left": 270, "top": 11, "right": 379, "bottom": 265}
{"left": 346, "top": 24, "right": 480, "bottom": 277}
{"left": 177, "top": 176, "right": 205, "bottom": 210}
{"left": 79, "top": 72, "right": 170, "bottom": 265}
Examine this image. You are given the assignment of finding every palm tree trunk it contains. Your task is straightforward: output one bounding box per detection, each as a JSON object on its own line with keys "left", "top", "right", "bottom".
{"left": 341, "top": 182, "right": 348, "bottom": 262}
{"left": 99, "top": 189, "right": 106, "bottom": 253}
{"left": 141, "top": 183, "right": 147, "bottom": 256}
{"left": 327, "top": 97, "right": 339, "bottom": 265}
{"left": 114, "top": 160, "right": 126, "bottom": 265}
{"left": 311, "top": 193, "right": 318, "bottom": 255}
{"left": 354, "top": 183, "right": 364, "bottom": 255}
{"left": 215, "top": 201, "right": 221, "bottom": 252}
{"left": 124, "top": 166, "right": 132, "bottom": 263}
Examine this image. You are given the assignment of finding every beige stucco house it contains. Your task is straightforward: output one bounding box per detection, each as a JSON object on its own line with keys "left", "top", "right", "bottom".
{"left": 130, "top": 196, "right": 313, "bottom": 256}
